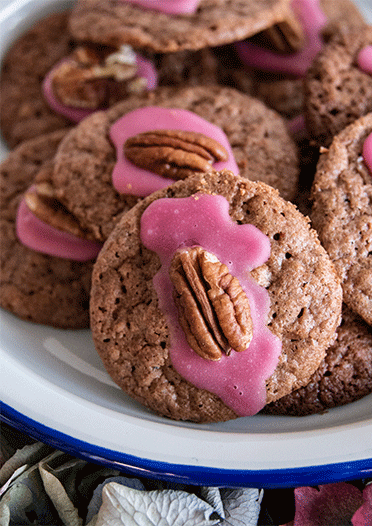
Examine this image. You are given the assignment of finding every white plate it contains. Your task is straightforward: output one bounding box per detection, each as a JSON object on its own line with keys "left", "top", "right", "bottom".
{"left": 1, "top": 0, "right": 372, "bottom": 488}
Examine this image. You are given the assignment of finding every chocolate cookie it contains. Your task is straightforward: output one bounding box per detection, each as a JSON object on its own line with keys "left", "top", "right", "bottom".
{"left": 0, "top": 10, "right": 224, "bottom": 149}
{"left": 264, "top": 305, "right": 372, "bottom": 416}
{"left": 311, "top": 113, "right": 372, "bottom": 326}
{"left": 229, "top": 0, "right": 365, "bottom": 120}
{"left": 90, "top": 170, "right": 342, "bottom": 423}
{"left": 0, "top": 130, "right": 93, "bottom": 328}
{"left": 0, "top": 12, "right": 74, "bottom": 149}
{"left": 51, "top": 85, "right": 299, "bottom": 243}
{"left": 304, "top": 23, "right": 372, "bottom": 147}
{"left": 68, "top": 0, "right": 293, "bottom": 53}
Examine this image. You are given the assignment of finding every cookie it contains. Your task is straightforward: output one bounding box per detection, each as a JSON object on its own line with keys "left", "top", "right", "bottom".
{"left": 264, "top": 305, "right": 372, "bottom": 416}
{"left": 304, "top": 23, "right": 372, "bottom": 147}
{"left": 90, "top": 170, "right": 342, "bottom": 423}
{"left": 219, "top": 1, "right": 366, "bottom": 216}
{"left": 68, "top": 0, "right": 293, "bottom": 54}
{"left": 0, "top": 12, "right": 74, "bottom": 149}
{"left": 212, "top": 1, "right": 366, "bottom": 214}
{"left": 0, "top": 130, "right": 94, "bottom": 328}
{"left": 51, "top": 85, "right": 299, "bottom": 243}
{"left": 255, "top": 77, "right": 304, "bottom": 120}
{"left": 231, "top": 0, "right": 365, "bottom": 118}
{"left": 0, "top": 11, "right": 224, "bottom": 149}
{"left": 311, "top": 113, "right": 372, "bottom": 326}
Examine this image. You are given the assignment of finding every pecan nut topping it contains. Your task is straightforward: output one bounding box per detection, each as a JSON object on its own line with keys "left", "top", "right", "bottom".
{"left": 51, "top": 45, "right": 147, "bottom": 109}
{"left": 254, "top": 12, "right": 305, "bottom": 54}
{"left": 169, "top": 246, "right": 253, "bottom": 361}
{"left": 124, "top": 129, "right": 229, "bottom": 180}
{"left": 24, "top": 167, "right": 95, "bottom": 240}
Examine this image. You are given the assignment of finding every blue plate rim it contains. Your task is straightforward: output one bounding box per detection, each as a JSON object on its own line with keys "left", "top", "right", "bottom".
{"left": 2, "top": 401, "right": 372, "bottom": 488}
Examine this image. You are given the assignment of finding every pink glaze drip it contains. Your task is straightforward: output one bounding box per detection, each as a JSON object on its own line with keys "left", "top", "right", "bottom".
{"left": 16, "top": 196, "right": 102, "bottom": 261}
{"left": 120, "top": 0, "right": 200, "bottom": 15}
{"left": 363, "top": 132, "right": 372, "bottom": 175}
{"left": 357, "top": 45, "right": 372, "bottom": 75}
{"left": 110, "top": 106, "right": 239, "bottom": 197}
{"left": 42, "top": 54, "right": 158, "bottom": 123}
{"left": 140, "top": 193, "right": 282, "bottom": 416}
{"left": 287, "top": 114, "right": 309, "bottom": 142}
{"left": 235, "top": 0, "right": 327, "bottom": 77}
{"left": 287, "top": 114, "right": 306, "bottom": 134}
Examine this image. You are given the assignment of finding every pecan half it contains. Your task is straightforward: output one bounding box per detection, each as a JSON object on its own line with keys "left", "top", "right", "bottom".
{"left": 24, "top": 167, "right": 94, "bottom": 240}
{"left": 51, "top": 45, "right": 146, "bottom": 109}
{"left": 254, "top": 13, "right": 305, "bottom": 53}
{"left": 124, "top": 129, "right": 228, "bottom": 180}
{"left": 169, "top": 247, "right": 253, "bottom": 361}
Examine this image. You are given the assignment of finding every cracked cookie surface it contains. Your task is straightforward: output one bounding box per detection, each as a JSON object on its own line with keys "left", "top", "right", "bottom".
{"left": 69, "top": 0, "right": 292, "bottom": 53}
{"left": 265, "top": 305, "right": 372, "bottom": 416}
{"left": 304, "top": 24, "right": 372, "bottom": 147}
{"left": 311, "top": 113, "right": 372, "bottom": 326}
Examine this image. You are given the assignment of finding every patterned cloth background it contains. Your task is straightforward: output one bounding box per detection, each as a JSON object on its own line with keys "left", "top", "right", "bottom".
{"left": 1, "top": 422, "right": 372, "bottom": 525}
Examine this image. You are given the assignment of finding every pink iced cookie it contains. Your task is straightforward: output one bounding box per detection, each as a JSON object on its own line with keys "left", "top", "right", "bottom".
{"left": 235, "top": 0, "right": 327, "bottom": 77}
{"left": 110, "top": 106, "right": 239, "bottom": 197}
{"left": 69, "top": 0, "right": 296, "bottom": 54}
{"left": 121, "top": 0, "right": 200, "bottom": 14}
{"left": 43, "top": 53, "right": 158, "bottom": 123}
{"left": 141, "top": 193, "right": 281, "bottom": 416}
{"left": 16, "top": 196, "right": 101, "bottom": 261}
{"left": 90, "top": 170, "right": 342, "bottom": 422}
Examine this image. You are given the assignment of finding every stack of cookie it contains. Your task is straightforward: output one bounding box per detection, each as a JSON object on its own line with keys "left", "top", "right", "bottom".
{"left": 0, "top": 0, "right": 371, "bottom": 422}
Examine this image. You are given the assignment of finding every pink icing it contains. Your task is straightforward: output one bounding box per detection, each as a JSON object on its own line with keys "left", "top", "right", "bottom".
{"left": 16, "top": 196, "right": 102, "bottom": 261}
{"left": 235, "top": 0, "right": 327, "bottom": 77}
{"left": 357, "top": 45, "right": 372, "bottom": 75}
{"left": 120, "top": 0, "right": 200, "bottom": 15}
{"left": 110, "top": 106, "right": 239, "bottom": 197}
{"left": 287, "top": 114, "right": 306, "bottom": 134}
{"left": 363, "top": 132, "right": 372, "bottom": 175}
{"left": 42, "top": 54, "right": 158, "bottom": 123}
{"left": 140, "top": 193, "right": 282, "bottom": 416}
{"left": 287, "top": 113, "right": 310, "bottom": 142}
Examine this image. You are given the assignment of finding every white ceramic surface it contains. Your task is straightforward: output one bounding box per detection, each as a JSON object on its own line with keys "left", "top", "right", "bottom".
{"left": 0, "top": 0, "right": 371, "bottom": 487}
